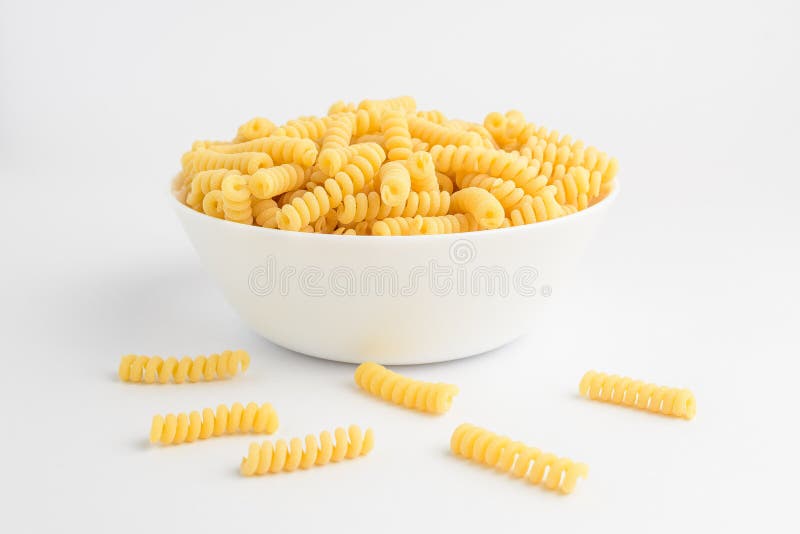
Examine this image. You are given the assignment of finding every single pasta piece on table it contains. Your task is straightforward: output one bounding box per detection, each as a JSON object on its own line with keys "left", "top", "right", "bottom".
{"left": 151, "top": 402, "right": 279, "bottom": 445}
{"left": 119, "top": 350, "right": 250, "bottom": 384}
{"left": 450, "top": 423, "right": 588, "bottom": 494}
{"left": 240, "top": 425, "right": 373, "bottom": 475}
{"left": 579, "top": 371, "right": 696, "bottom": 419}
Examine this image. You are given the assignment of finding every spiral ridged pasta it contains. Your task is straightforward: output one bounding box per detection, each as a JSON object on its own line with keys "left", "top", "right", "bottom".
{"left": 332, "top": 142, "right": 386, "bottom": 195}
{"left": 277, "top": 179, "right": 347, "bottom": 231}
{"left": 252, "top": 198, "right": 279, "bottom": 228}
{"left": 240, "top": 426, "right": 374, "bottom": 476}
{"left": 508, "top": 185, "right": 564, "bottom": 225}
{"left": 579, "top": 371, "right": 696, "bottom": 419}
{"left": 357, "top": 96, "right": 417, "bottom": 125}
{"left": 186, "top": 169, "right": 241, "bottom": 210}
{"left": 248, "top": 163, "right": 306, "bottom": 199}
{"left": 371, "top": 216, "right": 423, "bottom": 236}
{"left": 318, "top": 116, "right": 354, "bottom": 175}
{"left": 451, "top": 424, "right": 588, "bottom": 494}
{"left": 456, "top": 173, "right": 531, "bottom": 212}
{"left": 354, "top": 362, "right": 459, "bottom": 414}
{"left": 202, "top": 190, "right": 225, "bottom": 218}
{"left": 210, "top": 136, "right": 317, "bottom": 168}
{"left": 405, "top": 151, "right": 438, "bottom": 192}
{"left": 414, "top": 109, "right": 447, "bottom": 124}
{"left": 119, "top": 350, "right": 250, "bottom": 384}
{"left": 376, "top": 161, "right": 411, "bottom": 207}
{"left": 419, "top": 213, "right": 478, "bottom": 234}
{"left": 429, "top": 145, "right": 548, "bottom": 197}
{"left": 337, "top": 190, "right": 451, "bottom": 225}
{"left": 184, "top": 149, "right": 273, "bottom": 176}
{"left": 380, "top": 109, "right": 413, "bottom": 161}
{"left": 151, "top": 402, "right": 279, "bottom": 445}
{"left": 436, "top": 171, "right": 454, "bottom": 193}
{"left": 450, "top": 187, "right": 504, "bottom": 230}
{"left": 221, "top": 173, "right": 253, "bottom": 224}
{"left": 552, "top": 166, "right": 591, "bottom": 210}
{"left": 407, "top": 116, "right": 482, "bottom": 147}
{"left": 273, "top": 116, "right": 328, "bottom": 141}
{"left": 328, "top": 100, "right": 356, "bottom": 114}
{"left": 235, "top": 117, "right": 277, "bottom": 142}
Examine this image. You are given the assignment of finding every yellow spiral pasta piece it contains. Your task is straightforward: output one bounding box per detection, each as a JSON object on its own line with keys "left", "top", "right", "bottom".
{"left": 328, "top": 100, "right": 356, "bottom": 114}
{"left": 151, "top": 402, "right": 279, "bottom": 445}
{"left": 337, "top": 190, "right": 451, "bottom": 225}
{"left": 357, "top": 96, "right": 417, "bottom": 125}
{"left": 405, "top": 151, "right": 438, "bottom": 192}
{"left": 241, "top": 426, "right": 374, "bottom": 476}
{"left": 376, "top": 161, "right": 411, "bottom": 207}
{"left": 186, "top": 169, "right": 241, "bottom": 210}
{"left": 451, "top": 424, "right": 588, "bottom": 494}
{"left": 371, "top": 215, "right": 423, "bottom": 236}
{"left": 221, "top": 173, "right": 253, "bottom": 224}
{"left": 210, "top": 136, "right": 317, "bottom": 168}
{"left": 407, "top": 116, "right": 482, "bottom": 147}
{"left": 184, "top": 149, "right": 273, "bottom": 176}
{"left": 456, "top": 173, "right": 531, "bottom": 212}
{"left": 277, "top": 178, "right": 348, "bottom": 231}
{"left": 410, "top": 138, "right": 430, "bottom": 152}
{"left": 419, "top": 213, "right": 478, "bottom": 234}
{"left": 436, "top": 171, "right": 454, "bottom": 193}
{"left": 252, "top": 198, "right": 279, "bottom": 228}
{"left": 234, "top": 117, "right": 277, "bottom": 142}
{"left": 380, "top": 109, "right": 413, "bottom": 161}
{"left": 429, "top": 145, "right": 547, "bottom": 197}
{"left": 332, "top": 142, "right": 386, "bottom": 194}
{"left": 248, "top": 163, "right": 306, "bottom": 199}
{"left": 318, "top": 116, "right": 354, "bottom": 175}
{"left": 552, "top": 166, "right": 591, "bottom": 210}
{"left": 450, "top": 187, "right": 504, "bottom": 230}
{"left": 273, "top": 116, "right": 328, "bottom": 141}
{"left": 508, "top": 185, "right": 564, "bottom": 225}
{"left": 579, "top": 371, "right": 696, "bottom": 419}
{"left": 119, "top": 350, "right": 250, "bottom": 384}
{"left": 202, "top": 190, "right": 225, "bottom": 218}
{"left": 414, "top": 109, "right": 447, "bottom": 124}
{"left": 354, "top": 362, "right": 459, "bottom": 414}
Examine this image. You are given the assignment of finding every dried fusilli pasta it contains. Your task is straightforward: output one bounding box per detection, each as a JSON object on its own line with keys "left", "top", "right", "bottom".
{"left": 449, "top": 187, "right": 505, "bottom": 230}
{"left": 241, "top": 426, "right": 374, "bottom": 475}
{"left": 151, "top": 402, "right": 279, "bottom": 445}
{"left": 579, "top": 371, "right": 696, "bottom": 419}
{"left": 177, "top": 97, "right": 617, "bottom": 235}
{"left": 119, "top": 350, "right": 250, "bottom": 384}
{"left": 376, "top": 160, "right": 411, "bottom": 207}
{"left": 451, "top": 423, "right": 588, "bottom": 494}
{"left": 354, "top": 362, "right": 459, "bottom": 414}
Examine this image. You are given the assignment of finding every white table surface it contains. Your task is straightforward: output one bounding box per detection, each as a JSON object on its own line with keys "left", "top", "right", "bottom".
{"left": 1, "top": 1, "right": 798, "bottom": 532}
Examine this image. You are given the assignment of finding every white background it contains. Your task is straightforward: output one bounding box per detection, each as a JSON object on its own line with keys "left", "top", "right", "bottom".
{"left": 1, "top": 0, "right": 799, "bottom": 532}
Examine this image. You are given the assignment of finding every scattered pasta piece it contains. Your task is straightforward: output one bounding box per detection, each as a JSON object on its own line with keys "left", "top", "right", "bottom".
{"left": 451, "top": 423, "right": 588, "bottom": 494}
{"left": 118, "top": 350, "right": 250, "bottom": 384}
{"left": 240, "top": 425, "right": 374, "bottom": 476}
{"left": 150, "top": 402, "right": 279, "bottom": 445}
{"left": 354, "top": 362, "right": 458, "bottom": 414}
{"left": 579, "top": 371, "right": 696, "bottom": 419}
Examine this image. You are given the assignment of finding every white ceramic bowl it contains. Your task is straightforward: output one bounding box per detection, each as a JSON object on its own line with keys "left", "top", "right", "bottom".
{"left": 171, "top": 179, "right": 618, "bottom": 364}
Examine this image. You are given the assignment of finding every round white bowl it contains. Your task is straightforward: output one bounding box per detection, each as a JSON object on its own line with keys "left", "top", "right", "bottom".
{"left": 171, "top": 180, "right": 618, "bottom": 364}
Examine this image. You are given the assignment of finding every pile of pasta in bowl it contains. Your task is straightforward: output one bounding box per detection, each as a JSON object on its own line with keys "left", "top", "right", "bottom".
{"left": 175, "top": 97, "right": 618, "bottom": 236}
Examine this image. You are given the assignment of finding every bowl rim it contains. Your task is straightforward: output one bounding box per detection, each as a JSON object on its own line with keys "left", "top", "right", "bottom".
{"left": 170, "top": 174, "right": 619, "bottom": 240}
